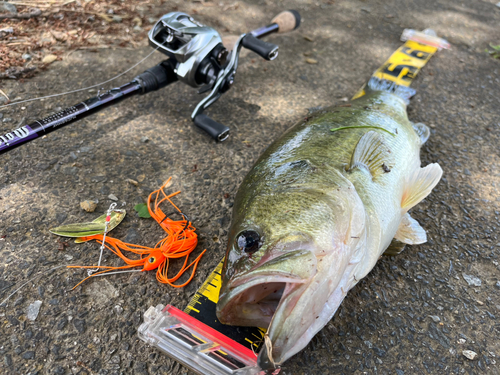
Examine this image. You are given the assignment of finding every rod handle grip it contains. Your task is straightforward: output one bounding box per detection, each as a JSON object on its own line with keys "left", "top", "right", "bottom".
{"left": 271, "top": 10, "right": 301, "bottom": 33}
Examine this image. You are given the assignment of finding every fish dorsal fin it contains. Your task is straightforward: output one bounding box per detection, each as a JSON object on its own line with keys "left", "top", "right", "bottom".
{"left": 411, "top": 122, "right": 430, "bottom": 145}
{"left": 348, "top": 131, "right": 393, "bottom": 178}
{"left": 383, "top": 239, "right": 406, "bottom": 256}
{"left": 395, "top": 213, "right": 427, "bottom": 244}
{"left": 401, "top": 163, "right": 443, "bottom": 210}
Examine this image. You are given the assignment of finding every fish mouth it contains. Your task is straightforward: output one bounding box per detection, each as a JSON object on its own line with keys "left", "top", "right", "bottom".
{"left": 218, "top": 271, "right": 312, "bottom": 371}
{"left": 216, "top": 247, "right": 318, "bottom": 372}
{"left": 217, "top": 274, "right": 305, "bottom": 328}
{"left": 216, "top": 249, "right": 317, "bottom": 327}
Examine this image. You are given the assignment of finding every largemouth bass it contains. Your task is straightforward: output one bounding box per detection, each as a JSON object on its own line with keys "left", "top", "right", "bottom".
{"left": 216, "top": 78, "right": 443, "bottom": 370}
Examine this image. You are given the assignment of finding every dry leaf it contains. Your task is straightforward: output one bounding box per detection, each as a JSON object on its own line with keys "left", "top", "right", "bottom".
{"left": 132, "top": 17, "right": 142, "bottom": 27}
{"left": 126, "top": 178, "right": 139, "bottom": 186}
{"left": 97, "top": 13, "right": 113, "bottom": 23}
{"left": 42, "top": 54, "right": 58, "bottom": 64}
{"left": 50, "top": 30, "right": 67, "bottom": 41}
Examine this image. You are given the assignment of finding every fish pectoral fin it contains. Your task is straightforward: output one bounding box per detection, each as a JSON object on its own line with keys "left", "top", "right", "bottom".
{"left": 347, "top": 131, "right": 393, "bottom": 178}
{"left": 383, "top": 239, "right": 406, "bottom": 256}
{"left": 401, "top": 163, "right": 443, "bottom": 210}
{"left": 411, "top": 122, "right": 431, "bottom": 145}
{"left": 394, "top": 213, "right": 427, "bottom": 245}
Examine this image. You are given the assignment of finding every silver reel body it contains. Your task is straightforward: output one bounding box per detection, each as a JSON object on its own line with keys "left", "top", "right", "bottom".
{"left": 145, "top": 10, "right": 299, "bottom": 142}
{"left": 149, "top": 12, "right": 223, "bottom": 88}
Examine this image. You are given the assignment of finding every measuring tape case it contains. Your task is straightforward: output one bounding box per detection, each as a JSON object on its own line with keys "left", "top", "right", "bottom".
{"left": 138, "top": 304, "right": 272, "bottom": 375}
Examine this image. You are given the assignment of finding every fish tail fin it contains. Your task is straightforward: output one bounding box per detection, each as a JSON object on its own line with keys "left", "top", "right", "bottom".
{"left": 366, "top": 77, "right": 416, "bottom": 105}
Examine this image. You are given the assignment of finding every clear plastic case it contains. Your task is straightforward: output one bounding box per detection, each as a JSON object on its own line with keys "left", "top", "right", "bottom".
{"left": 400, "top": 29, "right": 450, "bottom": 50}
{"left": 138, "top": 304, "right": 279, "bottom": 375}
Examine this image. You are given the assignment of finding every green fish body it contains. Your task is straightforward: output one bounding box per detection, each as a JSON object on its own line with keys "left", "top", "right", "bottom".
{"left": 216, "top": 80, "right": 442, "bottom": 369}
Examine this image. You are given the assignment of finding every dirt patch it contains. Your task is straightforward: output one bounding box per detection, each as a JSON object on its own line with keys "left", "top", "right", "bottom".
{"left": 0, "top": 0, "right": 171, "bottom": 80}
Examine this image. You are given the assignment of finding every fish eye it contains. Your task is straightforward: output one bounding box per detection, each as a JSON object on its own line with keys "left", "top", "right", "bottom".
{"left": 237, "top": 230, "right": 262, "bottom": 254}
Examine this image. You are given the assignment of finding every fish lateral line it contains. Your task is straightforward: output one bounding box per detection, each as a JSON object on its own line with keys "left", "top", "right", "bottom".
{"left": 330, "top": 125, "right": 396, "bottom": 136}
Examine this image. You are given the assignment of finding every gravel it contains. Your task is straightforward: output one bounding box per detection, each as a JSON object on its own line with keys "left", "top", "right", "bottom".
{"left": 26, "top": 300, "right": 42, "bottom": 321}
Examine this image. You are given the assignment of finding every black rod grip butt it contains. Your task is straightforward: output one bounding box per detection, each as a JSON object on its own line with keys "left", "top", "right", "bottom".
{"left": 271, "top": 10, "right": 301, "bottom": 33}
{"left": 193, "top": 114, "right": 230, "bottom": 142}
{"left": 241, "top": 34, "right": 279, "bottom": 60}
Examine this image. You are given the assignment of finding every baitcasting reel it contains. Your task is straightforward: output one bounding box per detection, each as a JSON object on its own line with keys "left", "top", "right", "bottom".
{"left": 0, "top": 10, "right": 300, "bottom": 155}
{"left": 149, "top": 12, "right": 228, "bottom": 89}
{"left": 140, "top": 10, "right": 300, "bottom": 141}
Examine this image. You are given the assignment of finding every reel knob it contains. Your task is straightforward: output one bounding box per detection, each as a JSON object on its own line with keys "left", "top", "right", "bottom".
{"left": 193, "top": 114, "right": 230, "bottom": 142}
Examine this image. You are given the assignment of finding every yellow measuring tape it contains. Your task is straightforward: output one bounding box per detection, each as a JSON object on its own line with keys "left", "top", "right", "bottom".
{"left": 184, "top": 37, "right": 440, "bottom": 353}
{"left": 185, "top": 259, "right": 267, "bottom": 350}
{"left": 352, "top": 40, "right": 438, "bottom": 99}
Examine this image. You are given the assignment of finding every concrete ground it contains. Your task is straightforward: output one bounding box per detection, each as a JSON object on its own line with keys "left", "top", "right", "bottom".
{"left": 1, "top": 0, "right": 500, "bottom": 374}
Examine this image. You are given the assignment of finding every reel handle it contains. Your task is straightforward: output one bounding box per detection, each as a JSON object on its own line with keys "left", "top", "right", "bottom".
{"left": 241, "top": 34, "right": 278, "bottom": 60}
{"left": 193, "top": 114, "right": 230, "bottom": 142}
{"left": 191, "top": 9, "right": 301, "bottom": 142}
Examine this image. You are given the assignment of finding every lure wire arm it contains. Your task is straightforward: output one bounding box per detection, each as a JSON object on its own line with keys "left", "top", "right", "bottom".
{"left": 88, "top": 202, "right": 118, "bottom": 276}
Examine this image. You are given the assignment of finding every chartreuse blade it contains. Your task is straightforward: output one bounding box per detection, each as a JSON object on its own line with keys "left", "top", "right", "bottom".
{"left": 48, "top": 210, "right": 126, "bottom": 241}
{"left": 74, "top": 210, "right": 126, "bottom": 243}
{"left": 50, "top": 222, "right": 106, "bottom": 237}
{"left": 84, "top": 209, "right": 126, "bottom": 227}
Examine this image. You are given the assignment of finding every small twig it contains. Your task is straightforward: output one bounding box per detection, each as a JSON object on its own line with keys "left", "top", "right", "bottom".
{"left": 0, "top": 66, "right": 37, "bottom": 79}
{"left": 8, "top": 0, "right": 67, "bottom": 3}
{"left": 7, "top": 0, "right": 67, "bottom": 7}
{"left": 0, "top": 39, "right": 28, "bottom": 43}
{"left": 73, "top": 45, "right": 112, "bottom": 49}
{"left": 70, "top": 45, "right": 136, "bottom": 51}
{"left": 76, "top": 361, "right": 94, "bottom": 375}
{"left": 5, "top": 2, "right": 48, "bottom": 7}
{"left": 222, "top": 1, "right": 238, "bottom": 11}
{"left": 47, "top": 8, "right": 131, "bottom": 19}
{"left": 0, "top": 8, "right": 42, "bottom": 20}
{"left": 0, "top": 89, "right": 10, "bottom": 102}
{"left": 4, "top": 42, "right": 34, "bottom": 46}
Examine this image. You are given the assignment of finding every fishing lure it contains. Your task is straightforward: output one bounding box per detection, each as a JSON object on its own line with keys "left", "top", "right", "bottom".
{"left": 68, "top": 178, "right": 206, "bottom": 289}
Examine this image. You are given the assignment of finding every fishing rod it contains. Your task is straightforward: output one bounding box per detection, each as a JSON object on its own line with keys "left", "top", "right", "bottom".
{"left": 0, "top": 10, "right": 301, "bottom": 155}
